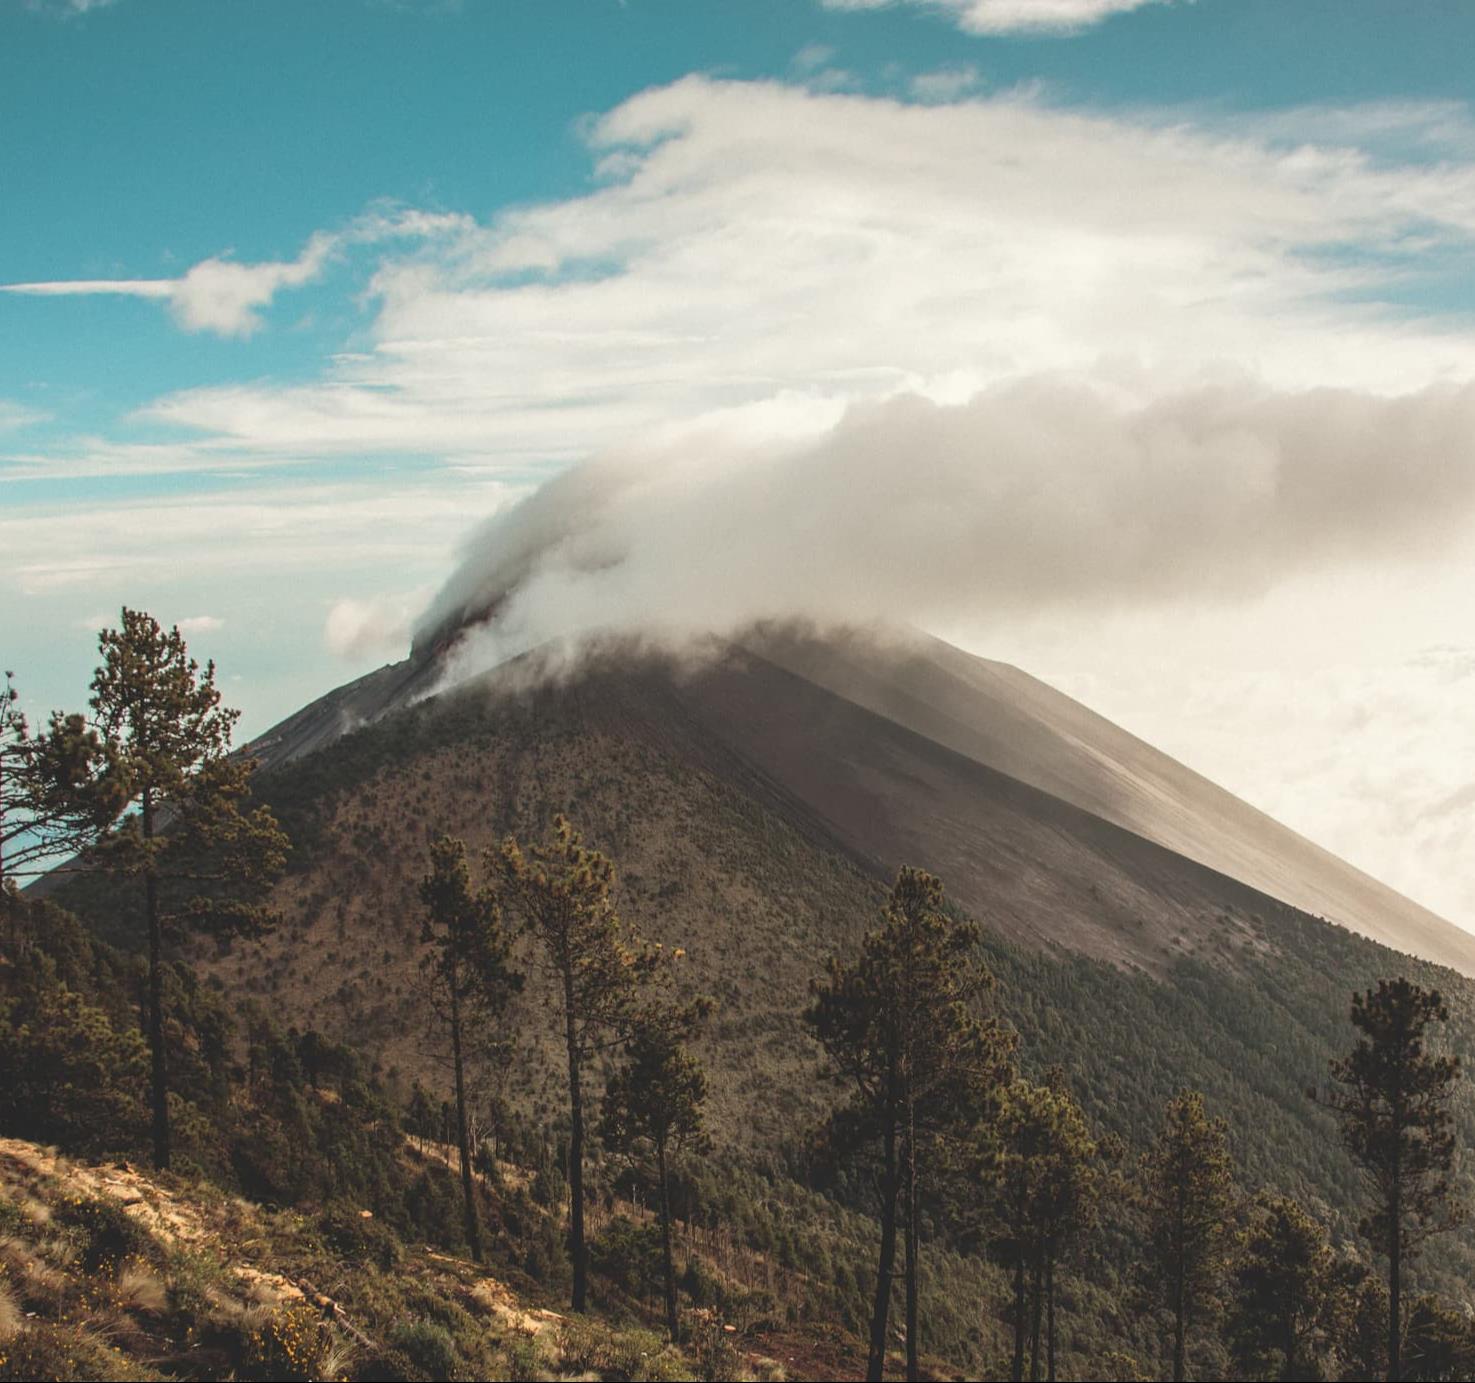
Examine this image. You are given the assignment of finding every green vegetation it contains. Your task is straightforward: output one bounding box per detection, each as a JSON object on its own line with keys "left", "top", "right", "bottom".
{"left": 806, "top": 865, "right": 1014, "bottom": 1380}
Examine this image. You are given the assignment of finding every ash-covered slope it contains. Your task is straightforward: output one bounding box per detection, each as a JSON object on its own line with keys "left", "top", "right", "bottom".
{"left": 245, "top": 626, "right": 1475, "bottom": 977}
{"left": 746, "top": 629, "right": 1475, "bottom": 976}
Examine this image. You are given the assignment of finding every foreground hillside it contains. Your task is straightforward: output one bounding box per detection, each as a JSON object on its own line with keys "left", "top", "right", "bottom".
{"left": 0, "top": 1132, "right": 806, "bottom": 1382}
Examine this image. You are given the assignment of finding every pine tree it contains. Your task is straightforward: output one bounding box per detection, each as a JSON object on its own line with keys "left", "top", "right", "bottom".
{"left": 1227, "top": 1192, "right": 1337, "bottom": 1381}
{"left": 987, "top": 1075, "right": 1104, "bottom": 1383}
{"left": 0, "top": 669, "right": 106, "bottom": 933}
{"left": 1140, "top": 1088, "right": 1236, "bottom": 1383}
{"left": 495, "top": 815, "right": 670, "bottom": 1313}
{"left": 1318, "top": 978, "right": 1463, "bottom": 1383}
{"left": 601, "top": 1000, "right": 712, "bottom": 1341}
{"left": 419, "top": 834, "right": 522, "bottom": 1263}
{"left": 806, "top": 866, "right": 1014, "bottom": 1382}
{"left": 79, "top": 609, "right": 289, "bottom": 1169}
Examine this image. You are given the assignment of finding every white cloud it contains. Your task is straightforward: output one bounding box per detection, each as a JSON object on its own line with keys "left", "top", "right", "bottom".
{"left": 0, "top": 208, "right": 471, "bottom": 340}
{"left": 791, "top": 43, "right": 836, "bottom": 73}
{"left": 0, "top": 478, "right": 515, "bottom": 600}
{"left": 821, "top": 0, "right": 1172, "bottom": 36}
{"left": 0, "top": 400, "right": 50, "bottom": 432}
{"left": 166, "top": 235, "right": 336, "bottom": 337}
{"left": 1, "top": 279, "right": 174, "bottom": 299}
{"left": 88, "top": 78, "right": 1475, "bottom": 482}
{"left": 0, "top": 247, "right": 326, "bottom": 339}
{"left": 419, "top": 376, "right": 1475, "bottom": 664}
{"left": 23, "top": 0, "right": 119, "bottom": 15}
{"left": 177, "top": 614, "right": 224, "bottom": 635}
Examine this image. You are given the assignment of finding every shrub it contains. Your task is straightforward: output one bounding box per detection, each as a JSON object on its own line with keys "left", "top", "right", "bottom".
{"left": 0, "top": 1321, "right": 136, "bottom": 1382}
{"left": 687, "top": 1308, "right": 742, "bottom": 1383}
{"left": 589, "top": 1216, "right": 663, "bottom": 1298}
{"left": 319, "top": 1201, "right": 403, "bottom": 1270}
{"left": 500, "top": 1332, "right": 545, "bottom": 1381}
{"left": 53, "top": 1196, "right": 149, "bottom": 1274}
{"left": 238, "top": 1301, "right": 331, "bottom": 1382}
{"left": 387, "top": 1318, "right": 459, "bottom": 1381}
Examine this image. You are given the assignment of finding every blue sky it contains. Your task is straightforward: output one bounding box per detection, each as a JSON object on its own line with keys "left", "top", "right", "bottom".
{"left": 7, "top": 0, "right": 1475, "bottom": 923}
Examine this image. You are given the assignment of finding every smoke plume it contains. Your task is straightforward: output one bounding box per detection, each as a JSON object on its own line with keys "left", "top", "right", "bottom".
{"left": 417, "top": 374, "right": 1475, "bottom": 682}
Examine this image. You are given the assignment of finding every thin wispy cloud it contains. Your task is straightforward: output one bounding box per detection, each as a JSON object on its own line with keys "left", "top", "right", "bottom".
{"left": 0, "top": 209, "right": 470, "bottom": 340}
{"left": 22, "top": 0, "right": 119, "bottom": 15}
{"left": 821, "top": 0, "right": 1173, "bottom": 36}
{"left": 2, "top": 240, "right": 331, "bottom": 339}
{"left": 0, "top": 400, "right": 50, "bottom": 431}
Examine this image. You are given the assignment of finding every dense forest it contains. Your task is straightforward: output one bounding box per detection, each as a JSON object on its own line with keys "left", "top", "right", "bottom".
{"left": 3, "top": 613, "right": 1475, "bottom": 1383}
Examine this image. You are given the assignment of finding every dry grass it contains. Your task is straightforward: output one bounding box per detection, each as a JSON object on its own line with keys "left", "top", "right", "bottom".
{"left": 114, "top": 1264, "right": 167, "bottom": 1316}
{"left": 0, "top": 1234, "right": 64, "bottom": 1300}
{"left": 0, "top": 1279, "right": 21, "bottom": 1343}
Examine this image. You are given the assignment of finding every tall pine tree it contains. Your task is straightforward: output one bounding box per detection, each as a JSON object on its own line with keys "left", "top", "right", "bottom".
{"left": 1227, "top": 1192, "right": 1338, "bottom": 1381}
{"left": 1140, "top": 1088, "right": 1236, "bottom": 1383}
{"left": 987, "top": 1075, "right": 1106, "bottom": 1383}
{"left": 0, "top": 669, "right": 106, "bottom": 919}
{"left": 1318, "top": 978, "right": 1463, "bottom": 1383}
{"left": 419, "top": 834, "right": 522, "bottom": 1263}
{"left": 79, "top": 610, "right": 288, "bottom": 1169}
{"left": 807, "top": 866, "right": 1014, "bottom": 1382}
{"left": 496, "top": 815, "right": 671, "bottom": 1313}
{"left": 601, "top": 998, "right": 712, "bottom": 1342}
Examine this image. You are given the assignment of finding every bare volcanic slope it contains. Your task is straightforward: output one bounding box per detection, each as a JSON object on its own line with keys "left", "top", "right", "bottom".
{"left": 745, "top": 628, "right": 1475, "bottom": 976}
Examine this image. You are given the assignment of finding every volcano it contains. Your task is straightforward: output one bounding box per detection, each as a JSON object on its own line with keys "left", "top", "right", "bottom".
{"left": 247, "top": 624, "right": 1475, "bottom": 978}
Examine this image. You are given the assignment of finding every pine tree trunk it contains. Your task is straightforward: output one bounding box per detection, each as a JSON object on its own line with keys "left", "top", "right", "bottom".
{"left": 1172, "top": 1185, "right": 1186, "bottom": 1383}
{"left": 904, "top": 1119, "right": 919, "bottom": 1382}
{"left": 449, "top": 976, "right": 483, "bottom": 1263}
{"left": 1046, "top": 1250, "right": 1057, "bottom": 1383}
{"left": 1282, "top": 1279, "right": 1298, "bottom": 1382}
{"left": 143, "top": 788, "right": 171, "bottom": 1172}
{"left": 1388, "top": 1184, "right": 1401, "bottom": 1383}
{"left": 658, "top": 1139, "right": 679, "bottom": 1343}
{"left": 867, "top": 1117, "right": 900, "bottom": 1382}
{"left": 563, "top": 966, "right": 587, "bottom": 1313}
{"left": 1011, "top": 1253, "right": 1026, "bottom": 1383}
{"left": 1029, "top": 1253, "right": 1044, "bottom": 1383}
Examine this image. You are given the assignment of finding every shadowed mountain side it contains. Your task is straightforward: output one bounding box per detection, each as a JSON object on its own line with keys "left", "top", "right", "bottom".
{"left": 742, "top": 628, "right": 1475, "bottom": 976}
{"left": 654, "top": 645, "right": 1302, "bottom": 973}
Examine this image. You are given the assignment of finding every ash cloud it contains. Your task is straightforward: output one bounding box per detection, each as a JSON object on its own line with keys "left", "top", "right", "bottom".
{"left": 417, "top": 374, "right": 1475, "bottom": 683}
